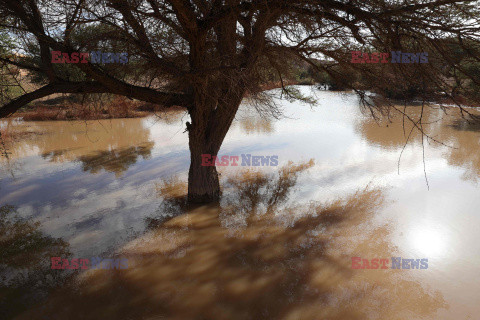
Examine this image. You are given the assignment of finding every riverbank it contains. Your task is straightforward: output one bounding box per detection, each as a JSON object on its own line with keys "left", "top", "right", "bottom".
{"left": 15, "top": 96, "right": 188, "bottom": 121}
{"left": 12, "top": 80, "right": 301, "bottom": 121}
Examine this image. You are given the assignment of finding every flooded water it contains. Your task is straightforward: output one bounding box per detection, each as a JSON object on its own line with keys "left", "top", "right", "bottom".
{"left": 1, "top": 86, "right": 480, "bottom": 319}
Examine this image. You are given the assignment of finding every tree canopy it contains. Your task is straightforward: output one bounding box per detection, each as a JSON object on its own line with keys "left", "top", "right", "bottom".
{"left": 1, "top": 0, "right": 480, "bottom": 202}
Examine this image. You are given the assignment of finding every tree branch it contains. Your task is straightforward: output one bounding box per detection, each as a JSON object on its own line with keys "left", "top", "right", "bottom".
{"left": 0, "top": 81, "right": 192, "bottom": 118}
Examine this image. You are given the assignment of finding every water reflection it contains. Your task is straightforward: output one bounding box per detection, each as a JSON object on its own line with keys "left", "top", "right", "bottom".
{"left": 151, "top": 109, "right": 186, "bottom": 125}
{"left": 77, "top": 142, "right": 154, "bottom": 177}
{"left": 449, "top": 118, "right": 480, "bottom": 132}
{"left": 237, "top": 116, "right": 274, "bottom": 134}
{"left": 220, "top": 160, "right": 315, "bottom": 226}
{"left": 442, "top": 117, "right": 480, "bottom": 182}
{"left": 407, "top": 224, "right": 449, "bottom": 258}
{"left": 3, "top": 88, "right": 480, "bottom": 318}
{"left": 1, "top": 118, "right": 154, "bottom": 164}
{"left": 356, "top": 105, "right": 480, "bottom": 182}
{"left": 17, "top": 162, "right": 446, "bottom": 320}
{"left": 355, "top": 106, "right": 438, "bottom": 150}
{"left": 145, "top": 177, "right": 188, "bottom": 229}
{"left": 0, "top": 204, "right": 72, "bottom": 319}
{"left": 235, "top": 107, "right": 275, "bottom": 134}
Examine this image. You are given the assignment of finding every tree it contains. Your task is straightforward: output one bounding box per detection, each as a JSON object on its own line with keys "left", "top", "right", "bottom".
{"left": 0, "top": 25, "right": 22, "bottom": 104}
{"left": 1, "top": 0, "right": 480, "bottom": 203}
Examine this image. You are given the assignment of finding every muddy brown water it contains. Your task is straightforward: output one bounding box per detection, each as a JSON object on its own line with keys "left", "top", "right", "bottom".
{"left": 1, "top": 87, "right": 480, "bottom": 319}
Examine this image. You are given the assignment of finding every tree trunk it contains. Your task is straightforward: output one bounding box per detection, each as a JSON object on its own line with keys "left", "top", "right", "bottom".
{"left": 186, "top": 90, "right": 244, "bottom": 203}
{"left": 187, "top": 139, "right": 221, "bottom": 203}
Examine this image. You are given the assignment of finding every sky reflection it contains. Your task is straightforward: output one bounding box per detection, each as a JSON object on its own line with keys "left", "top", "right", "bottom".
{"left": 1, "top": 87, "right": 480, "bottom": 318}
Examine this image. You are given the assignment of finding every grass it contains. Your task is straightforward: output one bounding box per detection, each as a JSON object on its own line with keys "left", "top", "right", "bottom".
{"left": 18, "top": 97, "right": 152, "bottom": 121}
{"left": 0, "top": 127, "right": 12, "bottom": 158}
{"left": 16, "top": 96, "right": 188, "bottom": 121}
{"left": 0, "top": 127, "right": 11, "bottom": 141}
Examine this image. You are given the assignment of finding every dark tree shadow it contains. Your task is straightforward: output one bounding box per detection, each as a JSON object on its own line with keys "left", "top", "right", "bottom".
{"left": 448, "top": 118, "right": 480, "bottom": 132}
{"left": 17, "top": 161, "right": 447, "bottom": 320}
{"left": 0, "top": 205, "right": 73, "bottom": 320}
